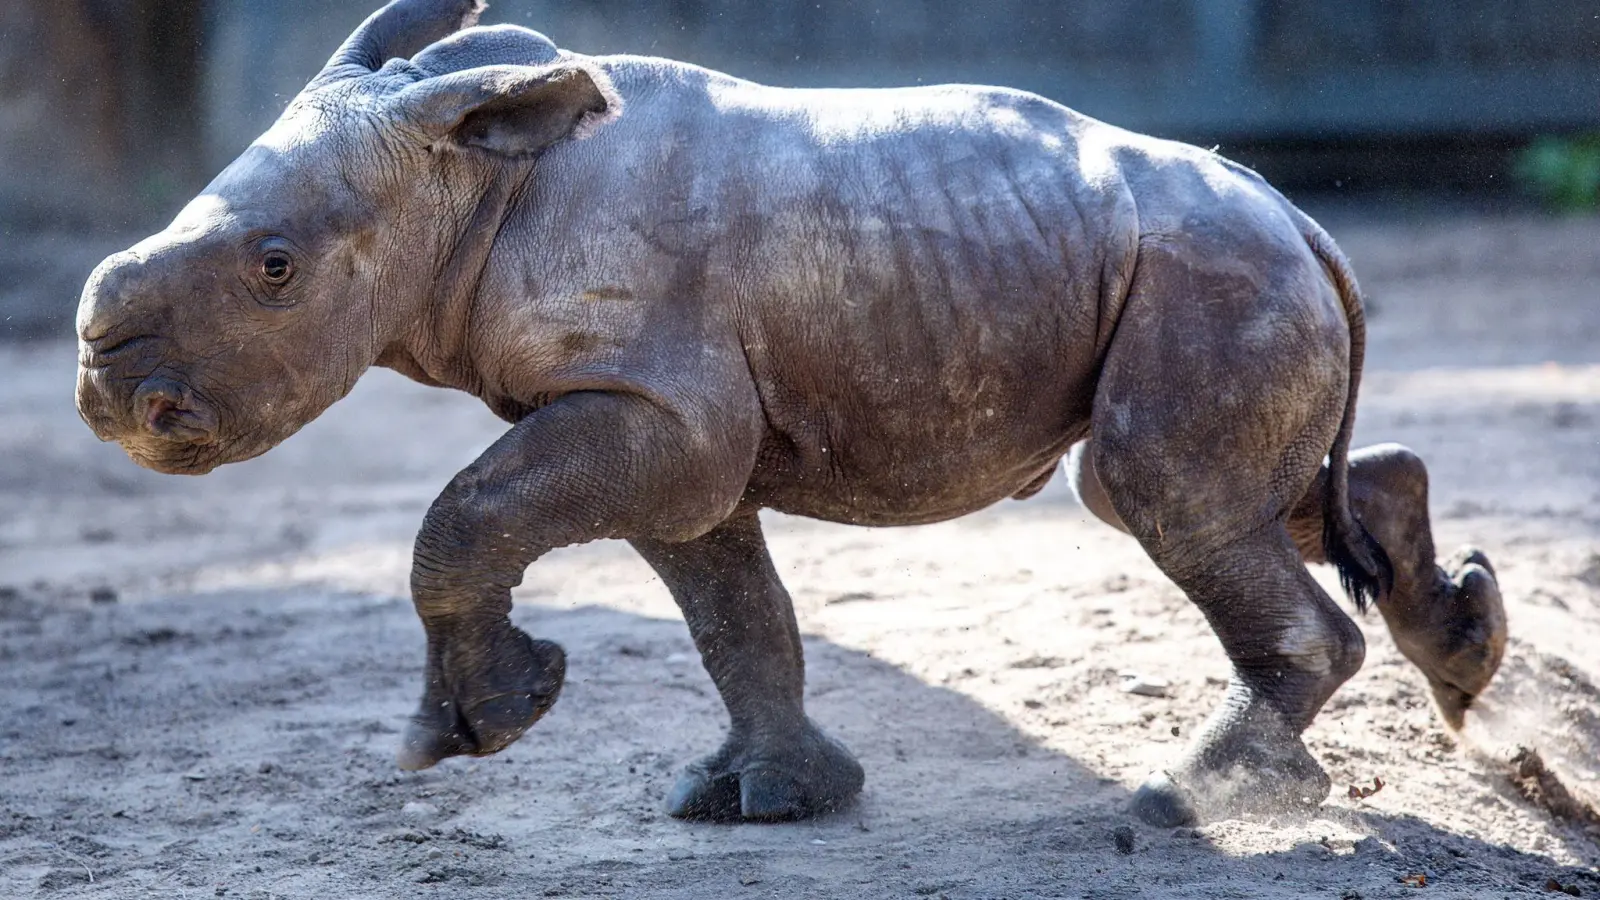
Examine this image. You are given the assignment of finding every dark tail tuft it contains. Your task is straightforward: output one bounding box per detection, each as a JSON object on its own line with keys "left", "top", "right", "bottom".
{"left": 1323, "top": 510, "right": 1392, "bottom": 613}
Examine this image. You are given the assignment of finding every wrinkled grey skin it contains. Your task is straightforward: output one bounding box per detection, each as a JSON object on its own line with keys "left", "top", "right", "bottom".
{"left": 76, "top": 0, "right": 1506, "bottom": 827}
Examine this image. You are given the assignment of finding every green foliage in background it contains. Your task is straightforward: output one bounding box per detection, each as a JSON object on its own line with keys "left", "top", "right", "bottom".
{"left": 1515, "top": 134, "right": 1600, "bottom": 213}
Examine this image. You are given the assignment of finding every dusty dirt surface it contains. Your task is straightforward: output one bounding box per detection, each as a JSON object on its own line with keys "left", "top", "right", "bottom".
{"left": 2, "top": 212, "right": 1598, "bottom": 898}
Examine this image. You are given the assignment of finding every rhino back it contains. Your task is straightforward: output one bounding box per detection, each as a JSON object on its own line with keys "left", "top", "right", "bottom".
{"left": 478, "top": 57, "right": 1143, "bottom": 524}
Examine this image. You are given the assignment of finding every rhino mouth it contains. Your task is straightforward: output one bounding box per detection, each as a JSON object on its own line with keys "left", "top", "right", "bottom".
{"left": 124, "top": 441, "right": 223, "bottom": 476}
{"left": 80, "top": 332, "right": 162, "bottom": 365}
{"left": 76, "top": 359, "right": 260, "bottom": 476}
{"left": 124, "top": 435, "right": 276, "bottom": 476}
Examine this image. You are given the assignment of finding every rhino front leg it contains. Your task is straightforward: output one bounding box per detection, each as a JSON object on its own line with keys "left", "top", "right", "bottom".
{"left": 632, "top": 514, "right": 864, "bottom": 821}
{"left": 1286, "top": 443, "right": 1507, "bottom": 729}
{"left": 397, "top": 390, "right": 753, "bottom": 771}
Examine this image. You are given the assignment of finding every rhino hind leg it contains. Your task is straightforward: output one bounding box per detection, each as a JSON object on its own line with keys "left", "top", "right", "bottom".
{"left": 632, "top": 514, "right": 864, "bottom": 821}
{"left": 1072, "top": 436, "right": 1364, "bottom": 825}
{"left": 1075, "top": 433, "right": 1508, "bottom": 734}
{"left": 1286, "top": 444, "right": 1507, "bottom": 730}
{"left": 1114, "top": 525, "right": 1364, "bottom": 827}
{"left": 1087, "top": 238, "right": 1371, "bottom": 826}
{"left": 1091, "top": 437, "right": 1364, "bottom": 827}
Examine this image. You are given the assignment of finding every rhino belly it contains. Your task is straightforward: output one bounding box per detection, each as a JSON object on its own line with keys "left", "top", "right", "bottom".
{"left": 743, "top": 338, "right": 1096, "bottom": 526}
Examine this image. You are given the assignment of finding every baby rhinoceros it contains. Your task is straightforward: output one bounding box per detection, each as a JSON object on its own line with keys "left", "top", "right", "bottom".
{"left": 75, "top": 0, "right": 1506, "bottom": 826}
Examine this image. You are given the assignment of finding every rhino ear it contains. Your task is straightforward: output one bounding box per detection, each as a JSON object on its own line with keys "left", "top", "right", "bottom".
{"left": 396, "top": 63, "right": 620, "bottom": 158}
{"left": 317, "top": 0, "right": 486, "bottom": 84}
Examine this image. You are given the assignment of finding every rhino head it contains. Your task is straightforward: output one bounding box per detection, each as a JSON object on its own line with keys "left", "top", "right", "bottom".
{"left": 75, "top": 0, "right": 618, "bottom": 474}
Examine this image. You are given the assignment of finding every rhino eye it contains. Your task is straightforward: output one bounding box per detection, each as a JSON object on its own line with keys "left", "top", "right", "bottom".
{"left": 261, "top": 251, "right": 295, "bottom": 285}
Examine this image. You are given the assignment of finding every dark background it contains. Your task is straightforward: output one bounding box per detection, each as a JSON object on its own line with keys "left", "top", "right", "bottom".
{"left": 3, "top": 0, "right": 1598, "bottom": 338}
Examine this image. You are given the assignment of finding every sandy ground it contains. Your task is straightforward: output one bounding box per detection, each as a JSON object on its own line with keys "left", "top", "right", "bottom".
{"left": 1, "top": 212, "right": 1598, "bottom": 899}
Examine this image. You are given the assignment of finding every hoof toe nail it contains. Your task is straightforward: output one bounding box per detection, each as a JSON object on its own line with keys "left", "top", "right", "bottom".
{"left": 666, "top": 769, "right": 741, "bottom": 821}
{"left": 740, "top": 770, "right": 811, "bottom": 821}
{"left": 1132, "top": 774, "right": 1199, "bottom": 828}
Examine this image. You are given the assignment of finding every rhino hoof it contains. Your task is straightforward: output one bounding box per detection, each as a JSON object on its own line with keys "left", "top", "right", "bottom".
{"left": 665, "top": 765, "right": 859, "bottom": 823}
{"left": 1132, "top": 758, "right": 1329, "bottom": 827}
{"left": 739, "top": 767, "right": 844, "bottom": 822}
{"left": 666, "top": 725, "right": 864, "bottom": 822}
{"left": 397, "top": 631, "right": 566, "bottom": 771}
{"left": 1426, "top": 548, "right": 1507, "bottom": 730}
{"left": 1131, "top": 773, "right": 1199, "bottom": 827}
{"left": 664, "top": 767, "right": 741, "bottom": 820}
{"left": 1134, "top": 704, "right": 1332, "bottom": 826}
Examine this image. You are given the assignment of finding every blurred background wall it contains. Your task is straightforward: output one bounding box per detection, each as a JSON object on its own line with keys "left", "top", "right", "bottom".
{"left": 2, "top": 0, "right": 1598, "bottom": 338}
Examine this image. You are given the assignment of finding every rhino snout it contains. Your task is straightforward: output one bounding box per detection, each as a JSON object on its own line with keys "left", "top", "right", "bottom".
{"left": 77, "top": 369, "right": 218, "bottom": 446}
{"left": 76, "top": 245, "right": 228, "bottom": 459}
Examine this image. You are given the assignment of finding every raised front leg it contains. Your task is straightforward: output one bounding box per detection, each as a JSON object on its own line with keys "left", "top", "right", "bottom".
{"left": 397, "top": 390, "right": 755, "bottom": 771}
{"left": 632, "top": 514, "right": 864, "bottom": 821}
{"left": 1286, "top": 444, "right": 1507, "bottom": 729}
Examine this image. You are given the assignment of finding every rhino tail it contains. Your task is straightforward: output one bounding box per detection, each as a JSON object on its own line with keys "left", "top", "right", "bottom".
{"left": 1301, "top": 220, "right": 1394, "bottom": 613}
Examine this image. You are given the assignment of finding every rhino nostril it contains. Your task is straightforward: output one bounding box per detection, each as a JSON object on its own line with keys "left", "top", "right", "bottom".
{"left": 133, "top": 378, "right": 217, "bottom": 444}
{"left": 143, "top": 394, "right": 179, "bottom": 433}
